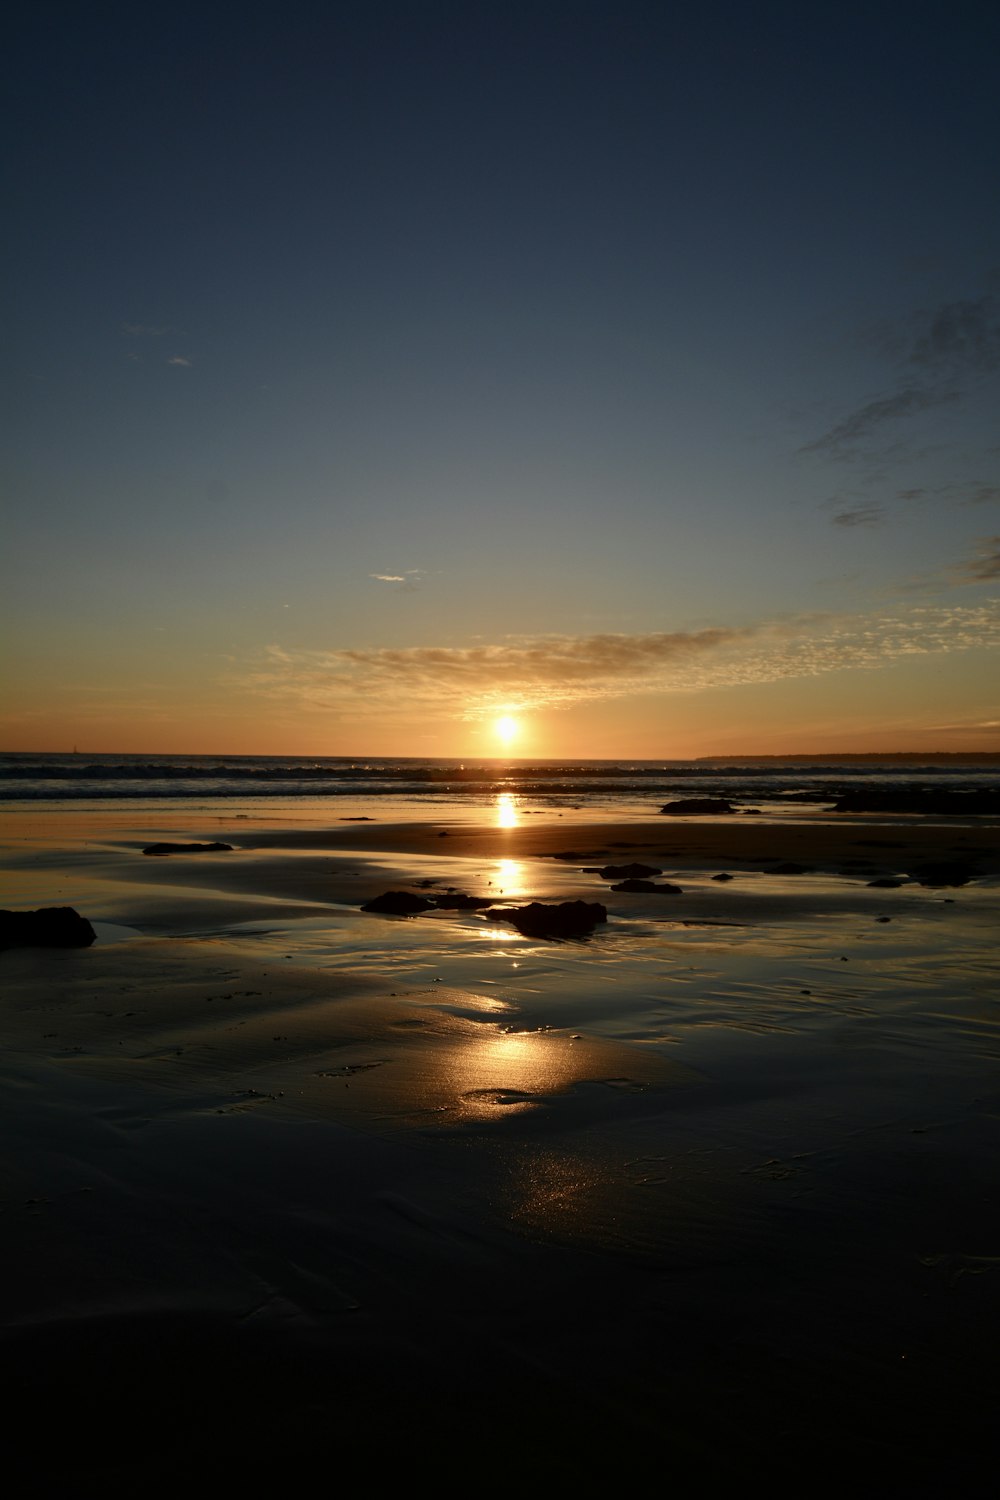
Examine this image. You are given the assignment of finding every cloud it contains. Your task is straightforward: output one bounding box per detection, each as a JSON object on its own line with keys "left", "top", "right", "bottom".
{"left": 801, "top": 387, "right": 958, "bottom": 455}
{"left": 964, "top": 483, "right": 1000, "bottom": 507}
{"left": 234, "top": 602, "right": 1000, "bottom": 720}
{"left": 892, "top": 480, "right": 1000, "bottom": 510}
{"left": 167, "top": 356, "right": 192, "bottom": 367}
{"left": 369, "top": 568, "right": 424, "bottom": 591}
{"left": 909, "top": 295, "right": 1000, "bottom": 377}
{"left": 802, "top": 285, "right": 1000, "bottom": 459}
{"left": 924, "top": 717, "right": 1000, "bottom": 734}
{"left": 954, "top": 536, "right": 1000, "bottom": 583}
{"left": 831, "top": 504, "right": 883, "bottom": 528}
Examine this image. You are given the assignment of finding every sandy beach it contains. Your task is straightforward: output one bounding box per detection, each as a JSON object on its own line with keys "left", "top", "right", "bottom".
{"left": 2, "top": 803, "right": 998, "bottom": 1484}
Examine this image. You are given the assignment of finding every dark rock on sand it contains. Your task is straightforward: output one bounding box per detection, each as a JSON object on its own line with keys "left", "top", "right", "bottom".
{"left": 142, "top": 842, "right": 234, "bottom": 856}
{"left": 361, "top": 891, "right": 436, "bottom": 915}
{"left": 432, "top": 893, "right": 493, "bottom": 910}
{"left": 912, "top": 861, "right": 977, "bottom": 887}
{"left": 550, "top": 849, "right": 609, "bottom": 862}
{"left": 583, "top": 862, "right": 663, "bottom": 879}
{"left": 610, "top": 878, "right": 683, "bottom": 894}
{"left": 832, "top": 788, "right": 1000, "bottom": 815}
{"left": 711, "top": 872, "right": 734, "bottom": 881}
{"left": 490, "top": 900, "right": 607, "bottom": 938}
{"left": 1, "top": 906, "right": 96, "bottom": 950}
{"left": 660, "top": 797, "right": 735, "bottom": 815}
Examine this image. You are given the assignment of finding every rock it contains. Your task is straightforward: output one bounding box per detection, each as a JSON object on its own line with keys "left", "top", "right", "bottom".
{"left": 831, "top": 788, "right": 1000, "bottom": 815}
{"left": 0, "top": 906, "right": 97, "bottom": 950}
{"left": 583, "top": 862, "right": 663, "bottom": 879}
{"left": 490, "top": 900, "right": 607, "bottom": 939}
{"left": 867, "top": 877, "right": 905, "bottom": 888}
{"left": 659, "top": 797, "right": 735, "bottom": 815}
{"left": 142, "top": 842, "right": 233, "bottom": 856}
{"left": 361, "top": 891, "right": 436, "bottom": 915}
{"left": 912, "top": 861, "right": 976, "bottom": 887}
{"left": 610, "top": 879, "right": 683, "bottom": 894}
{"left": 711, "top": 872, "right": 734, "bottom": 881}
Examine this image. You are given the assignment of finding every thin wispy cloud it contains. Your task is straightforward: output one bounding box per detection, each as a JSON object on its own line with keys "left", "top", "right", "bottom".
{"left": 895, "top": 480, "right": 1000, "bottom": 508}
{"left": 823, "top": 477, "right": 999, "bottom": 531}
{"left": 909, "top": 294, "right": 1000, "bottom": 377}
{"left": 167, "top": 355, "right": 192, "bottom": 367}
{"left": 802, "top": 285, "right": 1000, "bottom": 459}
{"left": 954, "top": 536, "right": 1000, "bottom": 583}
{"left": 925, "top": 717, "right": 1000, "bottom": 734}
{"left": 962, "top": 483, "right": 1000, "bottom": 507}
{"left": 369, "top": 568, "right": 424, "bottom": 591}
{"left": 234, "top": 601, "right": 1000, "bottom": 721}
{"left": 802, "top": 387, "right": 957, "bottom": 456}
{"left": 831, "top": 504, "right": 883, "bottom": 528}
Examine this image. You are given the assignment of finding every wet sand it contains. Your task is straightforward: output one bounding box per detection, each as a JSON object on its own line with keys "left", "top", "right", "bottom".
{"left": 2, "top": 806, "right": 998, "bottom": 1483}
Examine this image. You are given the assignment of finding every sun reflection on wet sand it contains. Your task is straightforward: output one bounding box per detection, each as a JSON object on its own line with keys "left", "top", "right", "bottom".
{"left": 494, "top": 857, "right": 528, "bottom": 899}
{"left": 383, "top": 1000, "right": 698, "bottom": 1128}
{"left": 441, "top": 1022, "right": 581, "bottom": 1119}
{"left": 495, "top": 793, "right": 519, "bottom": 827}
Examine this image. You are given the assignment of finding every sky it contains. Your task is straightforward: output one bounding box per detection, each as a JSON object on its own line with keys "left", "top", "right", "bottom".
{"left": 3, "top": 0, "right": 999, "bottom": 758}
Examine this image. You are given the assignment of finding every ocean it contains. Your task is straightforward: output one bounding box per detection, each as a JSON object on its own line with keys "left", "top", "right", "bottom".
{"left": 2, "top": 750, "right": 999, "bottom": 817}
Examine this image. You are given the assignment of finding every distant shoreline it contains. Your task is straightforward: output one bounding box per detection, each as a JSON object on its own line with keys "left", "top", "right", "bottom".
{"left": 696, "top": 751, "right": 1000, "bottom": 763}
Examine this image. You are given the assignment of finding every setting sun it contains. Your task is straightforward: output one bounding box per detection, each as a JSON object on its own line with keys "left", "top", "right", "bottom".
{"left": 494, "top": 715, "right": 520, "bottom": 746}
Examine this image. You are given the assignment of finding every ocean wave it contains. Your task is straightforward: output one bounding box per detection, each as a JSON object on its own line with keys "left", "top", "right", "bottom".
{"left": 1, "top": 754, "right": 997, "bottom": 804}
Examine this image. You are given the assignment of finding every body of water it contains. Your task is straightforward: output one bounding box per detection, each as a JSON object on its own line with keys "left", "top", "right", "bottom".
{"left": 3, "top": 751, "right": 999, "bottom": 815}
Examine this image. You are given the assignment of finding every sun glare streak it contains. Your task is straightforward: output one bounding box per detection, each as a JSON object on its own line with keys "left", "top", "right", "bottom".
{"left": 496, "top": 793, "right": 519, "bottom": 828}
{"left": 495, "top": 857, "right": 528, "bottom": 897}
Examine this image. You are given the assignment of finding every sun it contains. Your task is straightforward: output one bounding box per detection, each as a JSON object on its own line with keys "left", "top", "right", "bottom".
{"left": 494, "top": 715, "right": 520, "bottom": 747}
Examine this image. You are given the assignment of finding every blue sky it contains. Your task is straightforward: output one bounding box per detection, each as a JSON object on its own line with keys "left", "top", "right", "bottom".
{"left": 3, "top": 0, "right": 999, "bottom": 754}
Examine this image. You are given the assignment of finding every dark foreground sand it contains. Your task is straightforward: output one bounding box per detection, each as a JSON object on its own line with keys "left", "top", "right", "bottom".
{"left": 2, "top": 807, "right": 998, "bottom": 1486}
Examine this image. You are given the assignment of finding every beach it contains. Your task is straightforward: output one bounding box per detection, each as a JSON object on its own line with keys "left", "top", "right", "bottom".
{"left": 2, "top": 801, "right": 998, "bottom": 1484}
